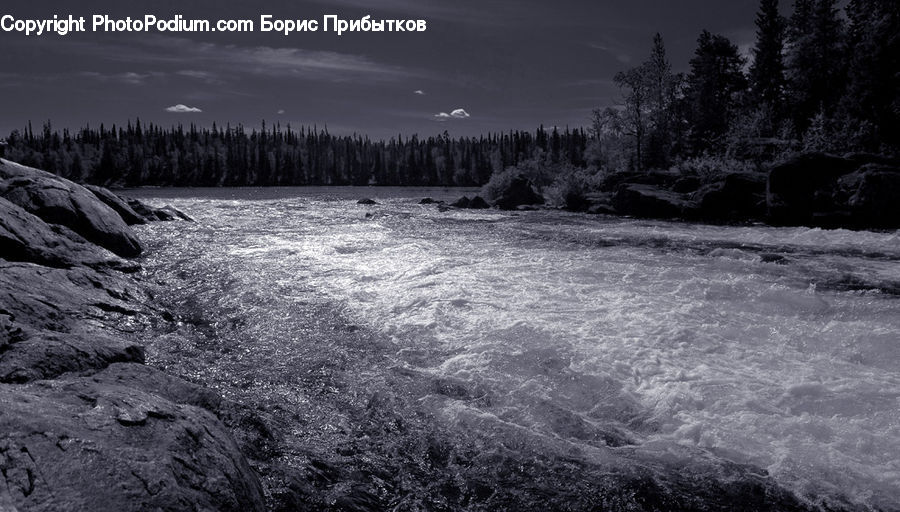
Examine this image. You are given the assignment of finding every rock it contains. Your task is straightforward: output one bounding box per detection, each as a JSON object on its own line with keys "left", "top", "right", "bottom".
{"left": 357, "top": 198, "right": 378, "bottom": 205}
{"left": 612, "top": 184, "right": 693, "bottom": 219}
{"left": 419, "top": 198, "right": 442, "bottom": 205}
{"left": 0, "top": 330, "right": 145, "bottom": 384}
{"left": 0, "top": 163, "right": 142, "bottom": 257}
{"left": 121, "top": 198, "right": 192, "bottom": 223}
{"left": 158, "top": 205, "right": 194, "bottom": 222}
{"left": 450, "top": 196, "right": 471, "bottom": 208}
{"left": 0, "top": 363, "right": 266, "bottom": 512}
{"left": 0, "top": 261, "right": 144, "bottom": 333}
{"left": 0, "top": 197, "right": 137, "bottom": 272}
{"left": 839, "top": 164, "right": 900, "bottom": 228}
{"left": 469, "top": 196, "right": 490, "bottom": 209}
{"left": 672, "top": 176, "right": 703, "bottom": 193}
{"left": 766, "top": 153, "right": 858, "bottom": 226}
{"left": 84, "top": 185, "right": 147, "bottom": 225}
{"left": 492, "top": 176, "right": 544, "bottom": 210}
{"left": 692, "top": 173, "right": 767, "bottom": 221}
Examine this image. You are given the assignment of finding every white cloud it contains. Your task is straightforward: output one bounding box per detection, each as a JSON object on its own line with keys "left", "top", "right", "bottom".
{"left": 165, "top": 104, "right": 202, "bottom": 113}
{"left": 414, "top": 89, "right": 425, "bottom": 95}
{"left": 277, "top": 109, "right": 285, "bottom": 114}
{"left": 434, "top": 108, "right": 470, "bottom": 121}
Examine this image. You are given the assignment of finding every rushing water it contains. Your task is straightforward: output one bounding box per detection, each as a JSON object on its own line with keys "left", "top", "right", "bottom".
{"left": 130, "top": 187, "right": 900, "bottom": 511}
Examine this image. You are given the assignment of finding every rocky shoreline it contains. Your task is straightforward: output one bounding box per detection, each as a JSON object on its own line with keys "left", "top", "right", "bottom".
{"left": 447, "top": 153, "right": 900, "bottom": 231}
{"left": 0, "top": 158, "right": 265, "bottom": 511}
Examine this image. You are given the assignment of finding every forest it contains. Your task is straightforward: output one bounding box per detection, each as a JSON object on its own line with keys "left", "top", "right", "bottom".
{"left": 2, "top": 0, "right": 897, "bottom": 190}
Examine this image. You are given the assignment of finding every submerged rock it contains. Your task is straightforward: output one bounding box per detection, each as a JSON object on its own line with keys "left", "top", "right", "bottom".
{"left": 0, "top": 161, "right": 142, "bottom": 257}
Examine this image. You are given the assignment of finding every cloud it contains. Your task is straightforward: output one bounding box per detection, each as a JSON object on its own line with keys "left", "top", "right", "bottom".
{"left": 414, "top": 89, "right": 425, "bottom": 95}
{"left": 277, "top": 109, "right": 285, "bottom": 115}
{"left": 434, "top": 108, "right": 470, "bottom": 121}
{"left": 165, "top": 104, "right": 202, "bottom": 113}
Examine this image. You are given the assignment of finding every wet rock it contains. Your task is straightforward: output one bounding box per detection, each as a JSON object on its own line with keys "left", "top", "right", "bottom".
{"left": 469, "top": 196, "right": 490, "bottom": 209}
{"left": 451, "top": 196, "right": 472, "bottom": 208}
{"left": 839, "top": 164, "right": 900, "bottom": 228}
{"left": 123, "top": 198, "right": 192, "bottom": 223}
{"left": 693, "top": 173, "right": 767, "bottom": 221}
{"left": 0, "top": 261, "right": 144, "bottom": 333}
{"left": 450, "top": 195, "right": 490, "bottom": 209}
{"left": 613, "top": 184, "right": 693, "bottom": 219}
{"left": 672, "top": 176, "right": 703, "bottom": 193}
{"left": 766, "top": 153, "right": 857, "bottom": 226}
{"left": 0, "top": 197, "right": 137, "bottom": 271}
{"left": 84, "top": 185, "right": 147, "bottom": 225}
{"left": 357, "top": 198, "right": 378, "bottom": 205}
{"left": 492, "top": 176, "right": 544, "bottom": 210}
{"left": 0, "top": 161, "right": 142, "bottom": 257}
{"left": 0, "top": 330, "right": 144, "bottom": 384}
{"left": 766, "top": 153, "right": 900, "bottom": 228}
{"left": 0, "top": 364, "right": 266, "bottom": 512}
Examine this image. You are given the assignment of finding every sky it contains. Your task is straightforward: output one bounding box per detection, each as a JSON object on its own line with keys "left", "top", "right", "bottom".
{"left": 0, "top": 0, "right": 766, "bottom": 140}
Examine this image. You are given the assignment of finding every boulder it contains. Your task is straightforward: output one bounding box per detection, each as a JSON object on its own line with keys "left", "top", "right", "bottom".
{"left": 357, "top": 198, "right": 378, "bottom": 205}
{"left": 0, "top": 171, "right": 142, "bottom": 257}
{"left": 492, "top": 176, "right": 544, "bottom": 210}
{"left": 450, "top": 196, "right": 471, "bottom": 208}
{"left": 766, "top": 153, "right": 858, "bottom": 225}
{"left": 839, "top": 164, "right": 900, "bottom": 228}
{"left": 0, "top": 197, "right": 137, "bottom": 272}
{"left": 672, "top": 176, "right": 703, "bottom": 193}
{"left": 469, "top": 196, "right": 490, "bottom": 209}
{"left": 0, "top": 330, "right": 145, "bottom": 384}
{"left": 84, "top": 185, "right": 147, "bottom": 225}
{"left": 0, "top": 261, "right": 144, "bottom": 333}
{"left": 118, "top": 197, "right": 192, "bottom": 223}
{"left": 613, "top": 184, "right": 693, "bottom": 219}
{"left": 0, "top": 363, "right": 266, "bottom": 512}
{"left": 693, "top": 173, "right": 767, "bottom": 221}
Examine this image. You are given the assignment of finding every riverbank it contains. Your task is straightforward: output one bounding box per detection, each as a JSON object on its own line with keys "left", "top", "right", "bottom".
{"left": 0, "top": 159, "right": 265, "bottom": 511}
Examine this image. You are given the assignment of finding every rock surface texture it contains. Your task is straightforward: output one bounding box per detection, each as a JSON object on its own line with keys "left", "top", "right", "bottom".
{"left": 0, "top": 158, "right": 264, "bottom": 512}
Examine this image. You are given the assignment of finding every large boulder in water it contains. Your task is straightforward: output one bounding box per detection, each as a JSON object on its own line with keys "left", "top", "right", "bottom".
{"left": 693, "top": 173, "right": 767, "bottom": 221}
{"left": 0, "top": 363, "right": 266, "bottom": 512}
{"left": 613, "top": 184, "right": 694, "bottom": 219}
{"left": 766, "top": 152, "right": 900, "bottom": 227}
{"left": 0, "top": 161, "right": 142, "bottom": 257}
{"left": 766, "top": 153, "right": 858, "bottom": 225}
{"left": 491, "top": 176, "right": 544, "bottom": 210}
{"left": 838, "top": 164, "right": 900, "bottom": 228}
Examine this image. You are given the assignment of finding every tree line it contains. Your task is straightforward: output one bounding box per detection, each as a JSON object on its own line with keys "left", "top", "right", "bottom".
{"left": 3, "top": 121, "right": 588, "bottom": 187}
{"left": 593, "top": 0, "right": 898, "bottom": 172}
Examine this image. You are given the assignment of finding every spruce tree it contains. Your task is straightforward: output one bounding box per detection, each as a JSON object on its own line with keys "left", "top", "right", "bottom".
{"left": 749, "top": 0, "right": 786, "bottom": 123}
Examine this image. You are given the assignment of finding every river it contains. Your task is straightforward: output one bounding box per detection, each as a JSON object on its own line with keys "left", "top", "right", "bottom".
{"left": 128, "top": 187, "right": 900, "bottom": 511}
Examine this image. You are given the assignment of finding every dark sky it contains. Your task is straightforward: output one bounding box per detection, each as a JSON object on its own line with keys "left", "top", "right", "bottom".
{"left": 0, "top": 0, "right": 764, "bottom": 140}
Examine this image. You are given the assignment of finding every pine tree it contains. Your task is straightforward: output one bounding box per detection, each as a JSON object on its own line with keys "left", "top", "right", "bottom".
{"left": 749, "top": 0, "right": 786, "bottom": 122}
{"left": 684, "top": 31, "right": 748, "bottom": 154}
